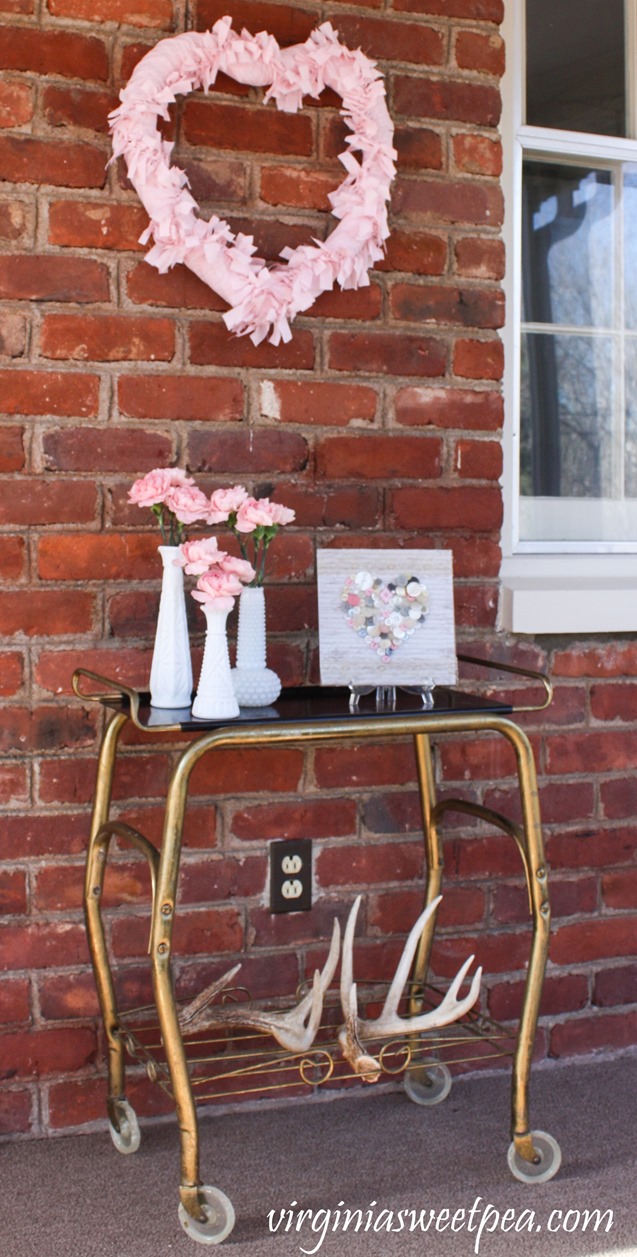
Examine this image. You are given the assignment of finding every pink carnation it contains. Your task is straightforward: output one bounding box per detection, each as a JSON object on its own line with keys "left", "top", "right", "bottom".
{"left": 192, "top": 568, "right": 245, "bottom": 612}
{"left": 128, "top": 466, "right": 193, "bottom": 508}
{"left": 175, "top": 537, "right": 225, "bottom": 575}
{"left": 165, "top": 484, "right": 211, "bottom": 525}
{"left": 268, "top": 502, "right": 295, "bottom": 526}
{"left": 234, "top": 497, "right": 277, "bottom": 533}
{"left": 207, "top": 484, "right": 249, "bottom": 524}
{"left": 220, "top": 554, "right": 256, "bottom": 584}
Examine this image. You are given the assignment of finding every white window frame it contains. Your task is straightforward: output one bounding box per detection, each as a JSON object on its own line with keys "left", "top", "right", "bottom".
{"left": 499, "top": 0, "right": 637, "bottom": 632}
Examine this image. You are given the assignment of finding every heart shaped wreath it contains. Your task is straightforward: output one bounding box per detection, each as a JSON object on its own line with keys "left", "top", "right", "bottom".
{"left": 109, "top": 17, "right": 396, "bottom": 346}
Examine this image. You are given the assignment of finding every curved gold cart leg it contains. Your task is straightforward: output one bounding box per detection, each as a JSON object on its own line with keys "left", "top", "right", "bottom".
{"left": 411, "top": 733, "right": 443, "bottom": 1002}
{"left": 83, "top": 711, "right": 130, "bottom": 1131}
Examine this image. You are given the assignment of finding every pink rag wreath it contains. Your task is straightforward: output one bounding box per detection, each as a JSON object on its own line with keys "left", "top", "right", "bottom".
{"left": 109, "top": 17, "right": 396, "bottom": 346}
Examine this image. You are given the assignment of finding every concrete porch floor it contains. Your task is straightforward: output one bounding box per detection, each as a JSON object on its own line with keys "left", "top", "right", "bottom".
{"left": 1, "top": 1052, "right": 636, "bottom": 1257}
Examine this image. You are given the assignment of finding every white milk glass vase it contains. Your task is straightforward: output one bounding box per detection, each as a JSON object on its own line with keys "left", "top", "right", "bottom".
{"left": 149, "top": 545, "right": 193, "bottom": 709}
{"left": 192, "top": 603, "right": 240, "bottom": 720}
{"left": 231, "top": 585, "right": 281, "bottom": 707}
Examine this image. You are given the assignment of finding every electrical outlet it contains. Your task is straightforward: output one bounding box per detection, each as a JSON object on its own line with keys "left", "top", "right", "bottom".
{"left": 270, "top": 839, "right": 312, "bottom": 913}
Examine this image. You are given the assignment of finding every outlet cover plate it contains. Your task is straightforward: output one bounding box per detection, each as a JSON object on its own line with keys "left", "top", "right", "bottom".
{"left": 270, "top": 839, "right": 312, "bottom": 913}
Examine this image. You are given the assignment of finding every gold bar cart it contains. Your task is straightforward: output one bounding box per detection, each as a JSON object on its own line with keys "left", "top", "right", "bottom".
{"left": 73, "top": 662, "right": 559, "bottom": 1245}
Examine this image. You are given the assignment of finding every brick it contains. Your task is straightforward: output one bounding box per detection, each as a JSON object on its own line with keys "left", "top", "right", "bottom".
{"left": 38, "top": 752, "right": 168, "bottom": 805}
{"left": 551, "top": 916, "right": 637, "bottom": 965}
{"left": 1, "top": 370, "right": 100, "bottom": 418}
{"left": 391, "top": 484, "right": 502, "bottom": 530}
{"left": 111, "top": 906, "right": 243, "bottom": 959}
{"left": 316, "top": 840, "right": 424, "bottom": 888}
{"left": 42, "top": 84, "right": 118, "bottom": 133}
{"left": 553, "top": 643, "right": 637, "bottom": 677}
{"left": 432, "top": 930, "right": 530, "bottom": 977}
{"left": 0, "top": 870, "right": 27, "bottom": 914}
{"left": 230, "top": 797, "right": 357, "bottom": 842}
{"left": 0, "top": 590, "right": 94, "bottom": 637}
{"left": 594, "top": 963, "right": 637, "bottom": 1007}
{"left": 0, "top": 26, "right": 108, "bottom": 81}
{"left": 455, "top": 236, "right": 505, "bottom": 280}
{"left": 317, "top": 434, "right": 442, "bottom": 480}
{"left": 260, "top": 166, "right": 337, "bottom": 212}
{"left": 601, "top": 778, "right": 637, "bottom": 820}
{"left": 0, "top": 922, "right": 88, "bottom": 971}
{"left": 489, "top": 973, "right": 589, "bottom": 1022}
{"left": 0, "top": 1027, "right": 96, "bottom": 1079}
{"left": 370, "top": 885, "right": 486, "bottom": 934}
{"left": 454, "top": 337, "right": 504, "bottom": 380}
{"left": 329, "top": 331, "right": 446, "bottom": 378}
{"left": 395, "top": 386, "right": 502, "bottom": 432}
{"left": 259, "top": 379, "right": 378, "bottom": 426}
{"left": 195, "top": 0, "right": 319, "bottom": 45}
{"left": 363, "top": 790, "right": 421, "bottom": 835}
{"left": 176, "top": 155, "right": 247, "bottom": 203}
{"left": 189, "top": 321, "right": 315, "bottom": 370}
{"left": 394, "top": 126, "right": 444, "bottom": 172}
{"left": 394, "top": 178, "right": 503, "bottom": 228}
{"left": 0, "top": 537, "right": 25, "bottom": 582}
{"left": 455, "top": 30, "right": 505, "bottom": 76}
{"left": 0, "top": 1088, "right": 32, "bottom": 1135}
{"left": 393, "top": 0, "right": 503, "bottom": 16}
{"left": 602, "top": 869, "right": 637, "bottom": 910}
{"left": 314, "top": 742, "right": 416, "bottom": 790}
{"left": 454, "top": 438, "right": 502, "bottom": 479}
{"left": 547, "top": 731, "right": 637, "bottom": 775}
{"left": 453, "top": 132, "right": 503, "bottom": 177}
{"left": 493, "top": 876, "right": 597, "bottom": 925}
{"left": 485, "top": 779, "right": 595, "bottom": 826}
{"left": 0, "top": 761, "right": 28, "bottom": 802}
{"left": 48, "top": 0, "right": 174, "bottom": 27}
{"left": 43, "top": 426, "right": 173, "bottom": 472}
{"left": 188, "top": 428, "right": 308, "bottom": 474}
{"left": 0, "top": 425, "right": 24, "bottom": 470}
{"left": 333, "top": 15, "right": 444, "bottom": 65}
{"left": 0, "top": 78, "right": 32, "bottom": 127}
{"left": 190, "top": 746, "right": 304, "bottom": 797}
{"left": 0, "top": 705, "right": 96, "bottom": 755}
{"left": 0, "top": 978, "right": 30, "bottom": 1025}
{"left": 0, "top": 255, "right": 109, "bottom": 303}
{"left": 279, "top": 484, "right": 382, "bottom": 529}
{"left": 184, "top": 99, "right": 313, "bottom": 156}
{"left": 591, "top": 682, "right": 637, "bottom": 722}
{"left": 0, "top": 134, "right": 108, "bottom": 190}
{"left": 448, "top": 534, "right": 501, "bottom": 578}
{"left": 546, "top": 826, "right": 637, "bottom": 872}
{"left": 550, "top": 1011, "right": 637, "bottom": 1059}
{"left": 39, "top": 965, "right": 152, "bottom": 1021}
{"left": 380, "top": 229, "right": 447, "bottom": 276}
{"left": 37, "top": 532, "right": 160, "bottom": 581}
{"left": 41, "top": 314, "right": 175, "bottom": 363}
{"left": 390, "top": 282, "right": 504, "bottom": 329}
{"left": 1, "top": 813, "right": 91, "bottom": 860}
{"left": 307, "top": 283, "right": 382, "bottom": 322}
{"left": 126, "top": 260, "right": 227, "bottom": 307}
{"left": 0, "top": 478, "right": 97, "bottom": 526}
{"left": 394, "top": 76, "right": 501, "bottom": 127}
{"left": 49, "top": 201, "right": 148, "bottom": 251}
{"left": 35, "top": 646, "right": 151, "bottom": 696}
{"left": 118, "top": 373, "right": 244, "bottom": 421}
{"left": 0, "top": 311, "right": 26, "bottom": 357}
{"left": 0, "top": 200, "right": 33, "bottom": 244}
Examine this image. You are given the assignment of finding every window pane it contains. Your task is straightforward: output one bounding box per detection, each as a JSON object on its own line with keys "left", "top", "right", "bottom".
{"left": 526, "top": 0, "right": 626, "bottom": 136}
{"left": 522, "top": 163, "right": 614, "bottom": 328}
{"left": 521, "top": 332, "right": 615, "bottom": 505}
{"left": 623, "top": 170, "right": 637, "bottom": 329}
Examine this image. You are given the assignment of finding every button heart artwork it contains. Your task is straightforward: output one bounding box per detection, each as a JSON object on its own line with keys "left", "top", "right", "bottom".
{"left": 317, "top": 549, "right": 457, "bottom": 688}
{"left": 341, "top": 572, "right": 429, "bottom": 662}
{"left": 109, "top": 17, "right": 395, "bottom": 346}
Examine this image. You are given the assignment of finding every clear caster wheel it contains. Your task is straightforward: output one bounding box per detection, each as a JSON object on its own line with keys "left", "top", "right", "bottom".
{"left": 403, "top": 1062, "right": 452, "bottom": 1106}
{"left": 108, "top": 1100, "right": 141, "bottom": 1155}
{"left": 178, "top": 1186, "right": 236, "bottom": 1246}
{"left": 507, "top": 1131, "right": 561, "bottom": 1184}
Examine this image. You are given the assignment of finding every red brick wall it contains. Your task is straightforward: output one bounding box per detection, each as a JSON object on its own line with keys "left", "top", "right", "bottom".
{"left": 1, "top": 0, "right": 634, "bottom": 1138}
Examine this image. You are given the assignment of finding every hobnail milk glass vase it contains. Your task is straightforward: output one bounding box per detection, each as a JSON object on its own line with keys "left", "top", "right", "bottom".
{"left": 231, "top": 585, "right": 282, "bottom": 707}
{"left": 149, "top": 545, "right": 193, "bottom": 709}
{"left": 192, "top": 603, "right": 240, "bottom": 721}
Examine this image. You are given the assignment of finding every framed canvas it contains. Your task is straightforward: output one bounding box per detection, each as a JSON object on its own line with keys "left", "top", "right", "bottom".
{"left": 317, "top": 548, "right": 457, "bottom": 688}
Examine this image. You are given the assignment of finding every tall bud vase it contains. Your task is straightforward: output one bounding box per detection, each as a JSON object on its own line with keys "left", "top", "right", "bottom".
{"left": 231, "top": 585, "right": 281, "bottom": 707}
{"left": 192, "top": 604, "right": 240, "bottom": 721}
{"left": 150, "top": 545, "right": 193, "bottom": 709}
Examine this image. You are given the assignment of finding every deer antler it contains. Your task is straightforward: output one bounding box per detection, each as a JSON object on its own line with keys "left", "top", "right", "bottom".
{"left": 338, "top": 895, "right": 482, "bottom": 1078}
{"left": 178, "top": 917, "right": 341, "bottom": 1055}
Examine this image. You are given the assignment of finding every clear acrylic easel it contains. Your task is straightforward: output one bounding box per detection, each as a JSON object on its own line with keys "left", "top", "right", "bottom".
{"left": 348, "top": 681, "right": 435, "bottom": 712}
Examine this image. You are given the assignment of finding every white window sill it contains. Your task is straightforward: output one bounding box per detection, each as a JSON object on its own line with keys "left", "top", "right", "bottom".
{"left": 499, "top": 555, "right": 637, "bottom": 633}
